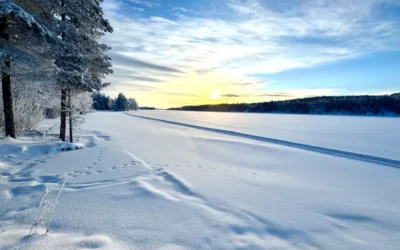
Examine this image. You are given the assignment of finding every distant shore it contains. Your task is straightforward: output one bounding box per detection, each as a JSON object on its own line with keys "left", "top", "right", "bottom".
{"left": 168, "top": 93, "right": 400, "bottom": 116}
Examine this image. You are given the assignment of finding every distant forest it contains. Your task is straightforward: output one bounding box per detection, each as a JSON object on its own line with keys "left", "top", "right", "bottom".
{"left": 92, "top": 92, "right": 138, "bottom": 111}
{"left": 139, "top": 107, "right": 156, "bottom": 110}
{"left": 169, "top": 93, "right": 400, "bottom": 116}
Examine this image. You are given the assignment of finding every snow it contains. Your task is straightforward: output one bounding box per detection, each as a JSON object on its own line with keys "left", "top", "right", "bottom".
{"left": 131, "top": 110, "right": 400, "bottom": 161}
{"left": 0, "top": 1, "right": 49, "bottom": 36}
{"left": 1, "top": 111, "right": 400, "bottom": 250}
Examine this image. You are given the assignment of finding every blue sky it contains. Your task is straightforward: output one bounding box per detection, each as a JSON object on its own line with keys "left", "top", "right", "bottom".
{"left": 101, "top": 0, "right": 400, "bottom": 107}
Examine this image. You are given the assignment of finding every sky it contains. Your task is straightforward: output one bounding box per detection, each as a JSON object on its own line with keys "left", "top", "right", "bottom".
{"left": 100, "top": 0, "right": 400, "bottom": 108}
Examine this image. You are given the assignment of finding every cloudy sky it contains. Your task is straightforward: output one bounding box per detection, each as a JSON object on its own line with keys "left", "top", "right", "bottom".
{"left": 101, "top": 0, "right": 400, "bottom": 108}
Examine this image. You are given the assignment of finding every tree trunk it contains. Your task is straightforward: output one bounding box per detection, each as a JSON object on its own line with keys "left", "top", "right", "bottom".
{"left": 1, "top": 16, "right": 16, "bottom": 139}
{"left": 60, "top": 89, "right": 67, "bottom": 141}
{"left": 68, "top": 88, "right": 73, "bottom": 143}
{"left": 59, "top": 0, "right": 67, "bottom": 142}
{"left": 2, "top": 58, "right": 16, "bottom": 139}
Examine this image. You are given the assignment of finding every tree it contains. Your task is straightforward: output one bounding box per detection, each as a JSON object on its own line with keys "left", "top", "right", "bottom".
{"left": 106, "top": 96, "right": 113, "bottom": 110}
{"left": 0, "top": 0, "right": 55, "bottom": 138}
{"left": 113, "top": 93, "right": 128, "bottom": 111}
{"left": 128, "top": 98, "right": 138, "bottom": 110}
{"left": 92, "top": 92, "right": 138, "bottom": 111}
{"left": 55, "top": 0, "right": 113, "bottom": 142}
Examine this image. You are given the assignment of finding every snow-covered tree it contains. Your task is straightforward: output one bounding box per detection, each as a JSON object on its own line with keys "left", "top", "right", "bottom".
{"left": 112, "top": 93, "right": 128, "bottom": 111}
{"left": 111, "top": 93, "right": 138, "bottom": 111}
{"left": 0, "top": 0, "right": 56, "bottom": 138}
{"left": 92, "top": 92, "right": 138, "bottom": 111}
{"left": 55, "top": 0, "right": 113, "bottom": 142}
{"left": 128, "top": 98, "right": 138, "bottom": 111}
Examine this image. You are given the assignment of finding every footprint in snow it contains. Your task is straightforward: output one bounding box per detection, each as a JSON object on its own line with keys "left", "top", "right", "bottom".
{"left": 78, "top": 240, "right": 104, "bottom": 249}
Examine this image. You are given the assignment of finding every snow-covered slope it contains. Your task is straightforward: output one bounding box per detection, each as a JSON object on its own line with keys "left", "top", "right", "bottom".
{"left": 1, "top": 111, "right": 399, "bottom": 250}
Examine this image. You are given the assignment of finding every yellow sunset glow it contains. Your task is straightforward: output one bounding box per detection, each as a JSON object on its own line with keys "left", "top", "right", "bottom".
{"left": 209, "top": 89, "right": 221, "bottom": 100}
{"left": 104, "top": 71, "right": 339, "bottom": 109}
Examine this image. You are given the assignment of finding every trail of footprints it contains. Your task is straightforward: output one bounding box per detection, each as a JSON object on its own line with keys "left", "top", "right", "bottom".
{"left": 148, "top": 163, "right": 259, "bottom": 177}
{"left": 2, "top": 143, "right": 260, "bottom": 189}
{"left": 1, "top": 143, "right": 263, "bottom": 200}
{"left": 4, "top": 146, "right": 398, "bottom": 207}
{"left": 68, "top": 145, "right": 143, "bottom": 179}
{"left": 67, "top": 144, "right": 260, "bottom": 181}
{"left": 2, "top": 143, "right": 260, "bottom": 188}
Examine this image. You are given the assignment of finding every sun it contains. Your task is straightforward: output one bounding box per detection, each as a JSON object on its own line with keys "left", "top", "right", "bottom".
{"left": 209, "top": 89, "right": 221, "bottom": 100}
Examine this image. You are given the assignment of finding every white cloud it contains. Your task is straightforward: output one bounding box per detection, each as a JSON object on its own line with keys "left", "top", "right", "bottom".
{"left": 101, "top": 0, "right": 400, "bottom": 97}
{"left": 127, "top": 0, "right": 160, "bottom": 8}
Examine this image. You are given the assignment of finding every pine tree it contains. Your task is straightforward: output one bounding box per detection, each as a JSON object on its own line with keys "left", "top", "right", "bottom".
{"left": 55, "top": 0, "right": 113, "bottom": 142}
{"left": 0, "top": 0, "right": 56, "bottom": 138}
{"left": 128, "top": 98, "right": 138, "bottom": 110}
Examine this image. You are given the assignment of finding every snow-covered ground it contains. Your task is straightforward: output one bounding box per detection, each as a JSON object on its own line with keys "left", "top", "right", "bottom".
{"left": 1, "top": 111, "right": 400, "bottom": 250}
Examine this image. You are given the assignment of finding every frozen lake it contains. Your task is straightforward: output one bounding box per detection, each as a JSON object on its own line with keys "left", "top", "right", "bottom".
{"left": 135, "top": 110, "right": 400, "bottom": 161}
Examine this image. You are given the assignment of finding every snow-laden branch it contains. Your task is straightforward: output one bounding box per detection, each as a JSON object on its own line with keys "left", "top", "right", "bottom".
{"left": 0, "top": 0, "right": 52, "bottom": 36}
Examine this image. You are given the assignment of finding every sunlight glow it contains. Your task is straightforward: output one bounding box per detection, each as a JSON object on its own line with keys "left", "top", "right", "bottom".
{"left": 209, "top": 89, "right": 221, "bottom": 100}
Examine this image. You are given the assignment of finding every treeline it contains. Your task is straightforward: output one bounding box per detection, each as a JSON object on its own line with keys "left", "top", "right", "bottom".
{"left": 169, "top": 93, "right": 400, "bottom": 116}
{"left": 139, "top": 107, "right": 156, "bottom": 110}
{"left": 92, "top": 92, "right": 138, "bottom": 111}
